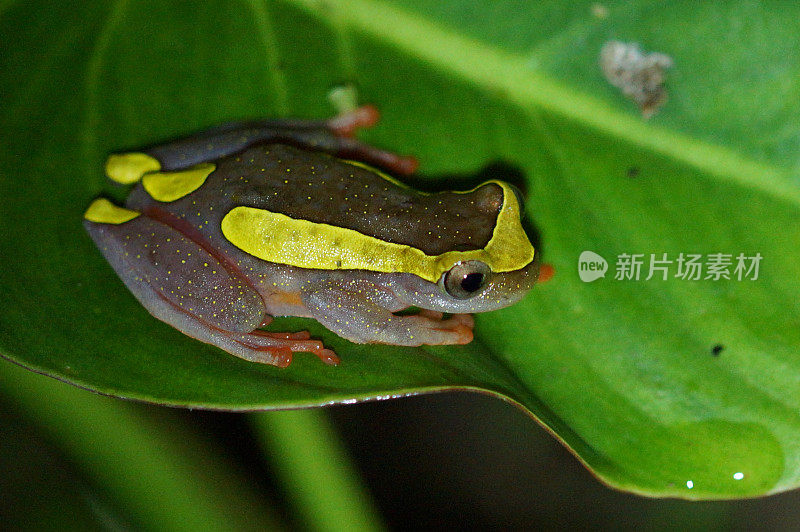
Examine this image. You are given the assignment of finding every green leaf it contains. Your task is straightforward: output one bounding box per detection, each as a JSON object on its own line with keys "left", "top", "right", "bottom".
{"left": 0, "top": 399, "right": 135, "bottom": 531}
{"left": 0, "top": 361, "right": 284, "bottom": 531}
{"left": 1, "top": 0, "right": 798, "bottom": 499}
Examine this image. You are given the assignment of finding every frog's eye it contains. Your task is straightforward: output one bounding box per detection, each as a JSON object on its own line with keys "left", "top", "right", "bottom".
{"left": 442, "top": 260, "right": 491, "bottom": 299}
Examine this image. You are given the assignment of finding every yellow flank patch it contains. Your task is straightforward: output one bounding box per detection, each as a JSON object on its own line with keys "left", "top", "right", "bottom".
{"left": 83, "top": 198, "right": 140, "bottom": 224}
{"left": 142, "top": 163, "right": 216, "bottom": 202}
{"left": 220, "top": 180, "right": 535, "bottom": 282}
{"left": 105, "top": 152, "right": 162, "bottom": 184}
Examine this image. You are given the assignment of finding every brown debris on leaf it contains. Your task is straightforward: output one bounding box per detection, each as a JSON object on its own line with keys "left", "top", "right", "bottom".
{"left": 600, "top": 41, "right": 673, "bottom": 119}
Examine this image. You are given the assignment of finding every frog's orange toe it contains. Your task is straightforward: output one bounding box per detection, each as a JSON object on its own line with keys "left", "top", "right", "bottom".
{"left": 271, "top": 348, "right": 294, "bottom": 368}
{"left": 538, "top": 263, "right": 555, "bottom": 284}
{"left": 328, "top": 105, "right": 380, "bottom": 137}
{"left": 286, "top": 339, "right": 339, "bottom": 366}
{"left": 453, "top": 324, "right": 474, "bottom": 345}
{"left": 359, "top": 148, "right": 418, "bottom": 176}
{"left": 317, "top": 348, "right": 340, "bottom": 366}
{"left": 390, "top": 154, "right": 419, "bottom": 175}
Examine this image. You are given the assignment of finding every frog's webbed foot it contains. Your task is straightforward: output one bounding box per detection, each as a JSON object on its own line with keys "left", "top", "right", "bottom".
{"left": 326, "top": 104, "right": 381, "bottom": 135}
{"left": 409, "top": 310, "right": 474, "bottom": 345}
{"left": 233, "top": 329, "right": 339, "bottom": 368}
{"left": 325, "top": 105, "right": 419, "bottom": 175}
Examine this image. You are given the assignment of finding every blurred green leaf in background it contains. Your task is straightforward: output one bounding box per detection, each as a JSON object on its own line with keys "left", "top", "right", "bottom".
{"left": 3, "top": 0, "right": 800, "bottom": 528}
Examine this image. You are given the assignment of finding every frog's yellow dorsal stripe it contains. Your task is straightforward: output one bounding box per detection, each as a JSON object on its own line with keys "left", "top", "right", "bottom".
{"left": 105, "top": 152, "right": 162, "bottom": 184}
{"left": 104, "top": 151, "right": 215, "bottom": 202}
{"left": 220, "top": 180, "right": 534, "bottom": 282}
{"left": 83, "top": 198, "right": 140, "bottom": 224}
{"left": 141, "top": 163, "right": 217, "bottom": 202}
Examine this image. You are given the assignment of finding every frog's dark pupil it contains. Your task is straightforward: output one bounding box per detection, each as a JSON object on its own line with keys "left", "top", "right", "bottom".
{"left": 461, "top": 273, "right": 484, "bottom": 293}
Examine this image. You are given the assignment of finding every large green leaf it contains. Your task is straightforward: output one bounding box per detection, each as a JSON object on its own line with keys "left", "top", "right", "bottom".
{"left": 2, "top": 0, "right": 799, "bottom": 498}
{"left": 0, "top": 361, "right": 283, "bottom": 531}
{"left": 0, "top": 402, "right": 135, "bottom": 530}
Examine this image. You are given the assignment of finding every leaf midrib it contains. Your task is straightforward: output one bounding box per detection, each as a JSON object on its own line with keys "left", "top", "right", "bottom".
{"left": 285, "top": 0, "right": 800, "bottom": 206}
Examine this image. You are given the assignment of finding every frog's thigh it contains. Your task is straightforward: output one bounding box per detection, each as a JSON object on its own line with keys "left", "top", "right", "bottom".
{"left": 301, "top": 284, "right": 473, "bottom": 346}
{"left": 85, "top": 217, "right": 342, "bottom": 367}
{"left": 84, "top": 216, "right": 266, "bottom": 334}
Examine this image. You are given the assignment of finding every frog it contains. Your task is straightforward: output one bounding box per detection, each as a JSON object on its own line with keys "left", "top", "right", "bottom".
{"left": 83, "top": 105, "right": 546, "bottom": 368}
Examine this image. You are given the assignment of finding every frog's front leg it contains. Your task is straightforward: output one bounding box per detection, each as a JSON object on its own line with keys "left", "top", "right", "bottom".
{"left": 105, "top": 105, "right": 417, "bottom": 184}
{"left": 84, "top": 207, "right": 337, "bottom": 368}
{"left": 301, "top": 281, "right": 474, "bottom": 346}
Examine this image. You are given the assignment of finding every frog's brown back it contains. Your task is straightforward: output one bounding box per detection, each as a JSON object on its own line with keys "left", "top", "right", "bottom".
{"left": 207, "top": 144, "right": 502, "bottom": 256}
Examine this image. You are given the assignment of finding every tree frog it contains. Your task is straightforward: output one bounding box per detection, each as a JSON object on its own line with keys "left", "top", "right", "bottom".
{"left": 84, "top": 106, "right": 545, "bottom": 367}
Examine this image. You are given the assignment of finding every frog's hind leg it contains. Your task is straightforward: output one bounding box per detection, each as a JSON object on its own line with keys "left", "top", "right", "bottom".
{"left": 322, "top": 105, "right": 419, "bottom": 174}
{"left": 104, "top": 105, "right": 418, "bottom": 185}
{"left": 83, "top": 205, "right": 337, "bottom": 367}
